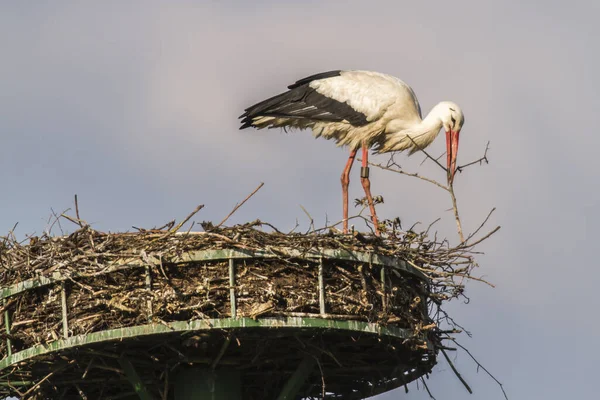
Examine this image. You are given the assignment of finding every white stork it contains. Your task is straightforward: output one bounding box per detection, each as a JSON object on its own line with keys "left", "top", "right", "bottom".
{"left": 240, "top": 70, "right": 465, "bottom": 235}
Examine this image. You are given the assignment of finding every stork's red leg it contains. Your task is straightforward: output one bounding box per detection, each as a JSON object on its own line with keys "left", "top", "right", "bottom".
{"left": 341, "top": 149, "right": 357, "bottom": 234}
{"left": 360, "top": 144, "right": 381, "bottom": 236}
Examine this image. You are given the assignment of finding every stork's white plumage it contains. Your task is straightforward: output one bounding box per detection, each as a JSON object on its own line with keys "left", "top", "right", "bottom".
{"left": 240, "top": 70, "right": 465, "bottom": 235}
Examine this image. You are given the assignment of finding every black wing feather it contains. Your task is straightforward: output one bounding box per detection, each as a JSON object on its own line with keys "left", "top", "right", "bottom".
{"left": 239, "top": 70, "right": 368, "bottom": 129}
{"left": 287, "top": 70, "right": 342, "bottom": 89}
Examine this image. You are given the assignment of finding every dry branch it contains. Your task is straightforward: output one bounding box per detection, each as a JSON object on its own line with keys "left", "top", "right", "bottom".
{"left": 215, "top": 182, "right": 264, "bottom": 228}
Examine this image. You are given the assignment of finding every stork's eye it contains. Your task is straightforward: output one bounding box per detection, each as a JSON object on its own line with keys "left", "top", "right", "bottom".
{"left": 451, "top": 115, "right": 456, "bottom": 124}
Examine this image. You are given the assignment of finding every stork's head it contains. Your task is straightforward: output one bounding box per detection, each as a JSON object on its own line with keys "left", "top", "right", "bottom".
{"left": 437, "top": 101, "right": 464, "bottom": 184}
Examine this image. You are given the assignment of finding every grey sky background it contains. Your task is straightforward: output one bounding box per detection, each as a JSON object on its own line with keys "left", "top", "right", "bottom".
{"left": 1, "top": 1, "right": 598, "bottom": 399}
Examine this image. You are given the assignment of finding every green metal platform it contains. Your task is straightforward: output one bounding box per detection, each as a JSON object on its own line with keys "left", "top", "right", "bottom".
{"left": 0, "top": 247, "right": 435, "bottom": 399}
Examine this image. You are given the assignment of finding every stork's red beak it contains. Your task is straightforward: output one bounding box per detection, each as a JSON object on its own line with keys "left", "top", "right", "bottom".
{"left": 445, "top": 130, "right": 460, "bottom": 184}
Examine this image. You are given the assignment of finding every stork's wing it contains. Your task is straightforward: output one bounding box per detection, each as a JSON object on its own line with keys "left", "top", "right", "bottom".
{"left": 310, "top": 70, "right": 422, "bottom": 122}
{"left": 239, "top": 70, "right": 369, "bottom": 129}
{"left": 240, "top": 70, "right": 422, "bottom": 130}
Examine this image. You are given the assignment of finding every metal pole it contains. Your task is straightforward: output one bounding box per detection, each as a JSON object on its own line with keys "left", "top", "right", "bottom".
{"left": 3, "top": 299, "right": 11, "bottom": 357}
{"left": 60, "top": 282, "right": 69, "bottom": 339}
{"left": 145, "top": 266, "right": 153, "bottom": 322}
{"left": 174, "top": 368, "right": 241, "bottom": 399}
{"left": 380, "top": 265, "right": 387, "bottom": 312}
{"left": 318, "top": 258, "right": 326, "bottom": 316}
{"left": 229, "top": 258, "right": 236, "bottom": 318}
{"left": 118, "top": 355, "right": 153, "bottom": 400}
{"left": 211, "top": 334, "right": 232, "bottom": 370}
{"left": 276, "top": 356, "right": 316, "bottom": 400}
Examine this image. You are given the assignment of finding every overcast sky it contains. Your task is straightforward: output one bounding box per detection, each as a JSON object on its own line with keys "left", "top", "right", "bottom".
{"left": 1, "top": 1, "right": 598, "bottom": 399}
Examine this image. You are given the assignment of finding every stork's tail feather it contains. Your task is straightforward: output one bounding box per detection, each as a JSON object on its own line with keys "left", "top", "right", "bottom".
{"left": 239, "top": 89, "right": 305, "bottom": 130}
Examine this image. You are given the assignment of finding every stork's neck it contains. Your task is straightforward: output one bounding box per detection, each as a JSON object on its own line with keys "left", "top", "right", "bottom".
{"left": 383, "top": 106, "right": 444, "bottom": 152}
{"left": 411, "top": 110, "right": 444, "bottom": 137}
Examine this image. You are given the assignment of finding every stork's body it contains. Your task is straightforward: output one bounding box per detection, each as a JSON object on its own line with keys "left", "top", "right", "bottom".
{"left": 240, "top": 70, "right": 464, "bottom": 235}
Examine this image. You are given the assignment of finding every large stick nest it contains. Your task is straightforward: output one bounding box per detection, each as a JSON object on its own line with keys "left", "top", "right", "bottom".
{"left": 0, "top": 219, "right": 482, "bottom": 399}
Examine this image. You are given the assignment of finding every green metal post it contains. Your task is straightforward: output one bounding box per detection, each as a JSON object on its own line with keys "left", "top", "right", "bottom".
{"left": 174, "top": 368, "right": 241, "bottom": 399}
{"left": 318, "top": 259, "right": 326, "bottom": 315}
{"left": 210, "top": 334, "right": 232, "bottom": 370}
{"left": 276, "top": 356, "right": 316, "bottom": 400}
{"left": 3, "top": 299, "right": 11, "bottom": 357}
{"left": 61, "top": 282, "right": 69, "bottom": 339}
{"left": 380, "top": 266, "right": 386, "bottom": 312}
{"left": 118, "top": 355, "right": 153, "bottom": 400}
{"left": 229, "top": 258, "right": 236, "bottom": 318}
{"left": 145, "top": 266, "right": 153, "bottom": 322}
